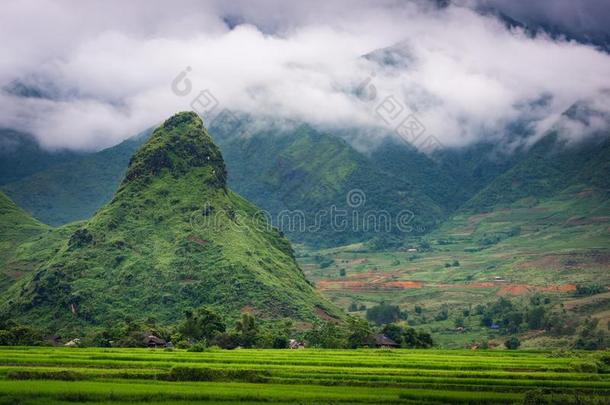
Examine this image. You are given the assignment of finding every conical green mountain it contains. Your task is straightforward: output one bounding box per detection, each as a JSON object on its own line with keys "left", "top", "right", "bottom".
{"left": 3, "top": 112, "right": 339, "bottom": 331}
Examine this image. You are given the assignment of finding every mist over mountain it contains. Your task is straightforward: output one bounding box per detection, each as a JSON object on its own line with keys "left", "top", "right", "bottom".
{"left": 0, "top": 0, "right": 609, "bottom": 154}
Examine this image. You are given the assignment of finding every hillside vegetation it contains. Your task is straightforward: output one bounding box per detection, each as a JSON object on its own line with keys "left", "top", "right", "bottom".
{"left": 0, "top": 113, "right": 338, "bottom": 334}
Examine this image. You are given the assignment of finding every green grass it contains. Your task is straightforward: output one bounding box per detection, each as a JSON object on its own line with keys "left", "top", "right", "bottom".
{"left": 0, "top": 347, "right": 608, "bottom": 404}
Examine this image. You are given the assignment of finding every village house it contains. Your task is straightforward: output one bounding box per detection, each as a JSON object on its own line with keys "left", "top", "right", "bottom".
{"left": 64, "top": 338, "right": 81, "bottom": 347}
{"left": 143, "top": 334, "right": 167, "bottom": 348}
{"left": 374, "top": 334, "right": 400, "bottom": 349}
{"left": 288, "top": 339, "right": 305, "bottom": 349}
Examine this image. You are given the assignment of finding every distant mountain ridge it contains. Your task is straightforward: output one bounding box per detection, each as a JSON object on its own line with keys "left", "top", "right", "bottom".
{"left": 1, "top": 113, "right": 609, "bottom": 249}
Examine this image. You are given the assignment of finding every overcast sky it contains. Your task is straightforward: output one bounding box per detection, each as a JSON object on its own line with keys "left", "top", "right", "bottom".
{"left": 1, "top": 0, "right": 609, "bottom": 151}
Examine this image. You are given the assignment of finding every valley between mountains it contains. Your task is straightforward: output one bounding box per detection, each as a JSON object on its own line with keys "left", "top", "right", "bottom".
{"left": 1, "top": 110, "right": 608, "bottom": 348}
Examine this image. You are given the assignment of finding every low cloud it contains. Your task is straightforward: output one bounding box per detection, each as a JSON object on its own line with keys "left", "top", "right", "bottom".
{"left": 0, "top": 0, "right": 609, "bottom": 151}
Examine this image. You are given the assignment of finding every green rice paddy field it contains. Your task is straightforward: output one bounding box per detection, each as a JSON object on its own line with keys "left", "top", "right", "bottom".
{"left": 0, "top": 348, "right": 609, "bottom": 404}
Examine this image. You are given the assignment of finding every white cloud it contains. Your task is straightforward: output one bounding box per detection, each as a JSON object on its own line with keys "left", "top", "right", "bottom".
{"left": 0, "top": 0, "right": 609, "bottom": 151}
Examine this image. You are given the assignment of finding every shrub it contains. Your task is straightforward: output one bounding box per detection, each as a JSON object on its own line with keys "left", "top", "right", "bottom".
{"left": 187, "top": 342, "right": 208, "bottom": 352}
{"left": 574, "top": 284, "right": 605, "bottom": 297}
{"left": 304, "top": 321, "right": 347, "bottom": 348}
{"left": 0, "top": 325, "right": 45, "bottom": 346}
{"left": 523, "top": 388, "right": 549, "bottom": 405}
{"left": 381, "top": 324, "right": 403, "bottom": 345}
{"left": 366, "top": 303, "right": 401, "bottom": 325}
{"left": 7, "top": 370, "right": 85, "bottom": 381}
{"left": 272, "top": 336, "right": 288, "bottom": 349}
{"left": 574, "top": 318, "right": 608, "bottom": 350}
{"left": 571, "top": 361, "right": 599, "bottom": 374}
{"left": 346, "top": 317, "right": 374, "bottom": 348}
{"left": 168, "top": 367, "right": 216, "bottom": 381}
{"left": 167, "top": 367, "right": 269, "bottom": 383}
{"left": 402, "top": 328, "right": 433, "bottom": 348}
{"left": 504, "top": 337, "right": 521, "bottom": 350}
{"left": 212, "top": 332, "right": 240, "bottom": 349}
{"left": 179, "top": 307, "right": 226, "bottom": 342}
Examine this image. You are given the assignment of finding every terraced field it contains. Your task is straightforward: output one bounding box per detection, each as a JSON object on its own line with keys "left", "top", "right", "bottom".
{"left": 0, "top": 347, "right": 608, "bottom": 404}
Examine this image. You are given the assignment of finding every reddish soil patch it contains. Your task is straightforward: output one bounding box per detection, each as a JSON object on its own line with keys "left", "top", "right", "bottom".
{"left": 384, "top": 281, "right": 423, "bottom": 289}
{"left": 435, "top": 282, "right": 496, "bottom": 289}
{"left": 315, "top": 306, "right": 338, "bottom": 321}
{"left": 317, "top": 279, "right": 422, "bottom": 291}
{"left": 541, "top": 284, "right": 577, "bottom": 293}
{"left": 497, "top": 283, "right": 576, "bottom": 296}
{"left": 497, "top": 284, "right": 532, "bottom": 295}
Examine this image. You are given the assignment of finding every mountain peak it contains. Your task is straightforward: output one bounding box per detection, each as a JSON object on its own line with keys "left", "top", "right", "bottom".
{"left": 123, "top": 111, "right": 226, "bottom": 187}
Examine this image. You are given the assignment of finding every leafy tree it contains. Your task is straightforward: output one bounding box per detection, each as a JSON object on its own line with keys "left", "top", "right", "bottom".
{"left": 212, "top": 332, "right": 240, "bottom": 349}
{"left": 545, "top": 312, "right": 578, "bottom": 336}
{"left": 366, "top": 303, "right": 401, "bottom": 325}
{"left": 574, "top": 284, "right": 605, "bottom": 297}
{"left": 402, "top": 328, "right": 433, "bottom": 348}
{"left": 315, "top": 255, "right": 334, "bottom": 268}
{"left": 480, "top": 314, "right": 493, "bottom": 328}
{"left": 86, "top": 328, "right": 119, "bottom": 347}
{"left": 272, "top": 336, "right": 289, "bottom": 349}
{"left": 381, "top": 324, "right": 403, "bottom": 345}
{"left": 0, "top": 325, "right": 45, "bottom": 346}
{"left": 254, "top": 319, "right": 294, "bottom": 348}
{"left": 434, "top": 304, "right": 449, "bottom": 321}
{"left": 526, "top": 306, "right": 546, "bottom": 329}
{"left": 235, "top": 313, "right": 258, "bottom": 348}
{"left": 346, "top": 317, "right": 374, "bottom": 348}
{"left": 304, "top": 321, "right": 346, "bottom": 348}
{"left": 574, "top": 318, "right": 608, "bottom": 350}
{"left": 348, "top": 302, "right": 358, "bottom": 312}
{"left": 501, "top": 311, "right": 523, "bottom": 334}
{"left": 178, "top": 307, "right": 226, "bottom": 342}
{"left": 504, "top": 337, "right": 521, "bottom": 350}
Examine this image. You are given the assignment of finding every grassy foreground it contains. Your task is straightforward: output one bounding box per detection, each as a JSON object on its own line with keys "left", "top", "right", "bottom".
{"left": 0, "top": 347, "right": 608, "bottom": 404}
